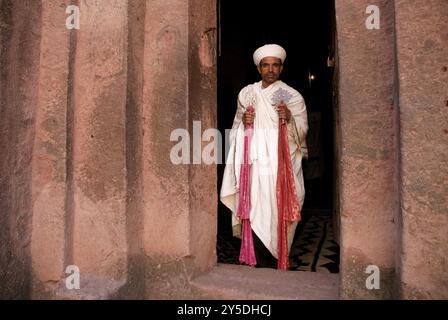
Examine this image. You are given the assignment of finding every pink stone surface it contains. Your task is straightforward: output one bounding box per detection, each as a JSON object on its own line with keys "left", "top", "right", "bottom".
{"left": 31, "top": 0, "right": 71, "bottom": 290}
{"left": 123, "top": 0, "right": 147, "bottom": 299}
{"left": 71, "top": 0, "right": 128, "bottom": 280}
{"left": 395, "top": 0, "right": 448, "bottom": 299}
{"left": 1, "top": 0, "right": 446, "bottom": 301}
{"left": 140, "top": 1, "right": 217, "bottom": 293}
{"left": 186, "top": 0, "right": 218, "bottom": 277}
{"left": 0, "top": 0, "right": 41, "bottom": 299}
{"left": 335, "top": 0, "right": 398, "bottom": 299}
{"left": 142, "top": 0, "right": 190, "bottom": 259}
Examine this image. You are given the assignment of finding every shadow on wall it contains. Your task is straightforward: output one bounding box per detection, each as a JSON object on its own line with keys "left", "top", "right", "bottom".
{"left": 0, "top": 0, "right": 42, "bottom": 299}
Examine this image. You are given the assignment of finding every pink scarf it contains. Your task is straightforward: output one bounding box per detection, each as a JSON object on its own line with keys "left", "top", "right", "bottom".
{"left": 276, "top": 104, "right": 301, "bottom": 270}
{"left": 236, "top": 105, "right": 257, "bottom": 266}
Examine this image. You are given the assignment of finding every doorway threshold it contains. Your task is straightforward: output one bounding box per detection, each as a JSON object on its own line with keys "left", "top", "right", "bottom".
{"left": 190, "top": 263, "right": 339, "bottom": 300}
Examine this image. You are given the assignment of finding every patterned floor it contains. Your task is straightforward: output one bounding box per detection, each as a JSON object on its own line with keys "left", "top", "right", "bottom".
{"left": 217, "top": 211, "right": 339, "bottom": 273}
{"left": 289, "top": 212, "right": 339, "bottom": 273}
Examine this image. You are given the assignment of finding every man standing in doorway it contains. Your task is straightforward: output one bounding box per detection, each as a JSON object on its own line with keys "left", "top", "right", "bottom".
{"left": 220, "top": 44, "right": 308, "bottom": 269}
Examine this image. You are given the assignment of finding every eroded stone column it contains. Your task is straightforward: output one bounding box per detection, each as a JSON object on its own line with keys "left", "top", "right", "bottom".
{"left": 141, "top": 0, "right": 191, "bottom": 298}
{"left": 118, "top": 0, "right": 147, "bottom": 299}
{"left": 395, "top": 0, "right": 448, "bottom": 299}
{"left": 31, "top": 0, "right": 71, "bottom": 297}
{"left": 141, "top": 0, "right": 217, "bottom": 298}
{"left": 0, "top": 0, "right": 41, "bottom": 299}
{"left": 335, "top": 0, "right": 398, "bottom": 299}
{"left": 187, "top": 0, "right": 217, "bottom": 278}
{"left": 72, "top": 0, "right": 128, "bottom": 281}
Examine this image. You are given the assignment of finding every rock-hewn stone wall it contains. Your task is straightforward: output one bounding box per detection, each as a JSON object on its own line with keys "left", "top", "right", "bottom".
{"left": 0, "top": 0, "right": 41, "bottom": 299}
{"left": 1, "top": 0, "right": 446, "bottom": 300}
{"left": 336, "top": 0, "right": 398, "bottom": 299}
{"left": 395, "top": 0, "right": 448, "bottom": 299}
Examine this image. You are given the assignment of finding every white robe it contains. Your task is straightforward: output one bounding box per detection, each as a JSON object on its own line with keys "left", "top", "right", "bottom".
{"left": 220, "top": 80, "right": 308, "bottom": 259}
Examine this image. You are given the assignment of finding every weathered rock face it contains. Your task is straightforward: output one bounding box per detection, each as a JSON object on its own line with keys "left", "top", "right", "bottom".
{"left": 29, "top": 0, "right": 129, "bottom": 299}
{"left": 1, "top": 0, "right": 218, "bottom": 300}
{"left": 0, "top": 0, "right": 447, "bottom": 300}
{"left": 395, "top": 0, "right": 448, "bottom": 299}
{"left": 0, "top": 0, "right": 41, "bottom": 299}
{"left": 336, "top": 0, "right": 398, "bottom": 299}
{"left": 70, "top": 0, "right": 128, "bottom": 284}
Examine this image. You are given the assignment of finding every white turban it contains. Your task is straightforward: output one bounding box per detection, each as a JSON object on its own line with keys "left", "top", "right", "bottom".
{"left": 253, "top": 44, "right": 287, "bottom": 66}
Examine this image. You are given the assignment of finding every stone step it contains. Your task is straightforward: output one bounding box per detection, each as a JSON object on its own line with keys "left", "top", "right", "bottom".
{"left": 190, "top": 263, "right": 339, "bottom": 300}
{"left": 52, "top": 274, "right": 126, "bottom": 300}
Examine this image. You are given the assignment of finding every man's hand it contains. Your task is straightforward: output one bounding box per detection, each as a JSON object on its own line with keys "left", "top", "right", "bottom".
{"left": 243, "top": 110, "right": 255, "bottom": 125}
{"left": 277, "top": 102, "right": 291, "bottom": 123}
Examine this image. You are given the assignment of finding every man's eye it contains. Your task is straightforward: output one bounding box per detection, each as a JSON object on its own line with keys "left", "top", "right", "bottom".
{"left": 262, "top": 64, "right": 280, "bottom": 68}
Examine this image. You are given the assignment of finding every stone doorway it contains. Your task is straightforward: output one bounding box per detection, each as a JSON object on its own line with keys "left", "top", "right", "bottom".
{"left": 3, "top": 0, "right": 444, "bottom": 300}
{"left": 216, "top": 0, "right": 339, "bottom": 274}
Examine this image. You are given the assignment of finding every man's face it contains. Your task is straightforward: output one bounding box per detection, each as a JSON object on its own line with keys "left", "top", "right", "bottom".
{"left": 257, "top": 57, "right": 283, "bottom": 86}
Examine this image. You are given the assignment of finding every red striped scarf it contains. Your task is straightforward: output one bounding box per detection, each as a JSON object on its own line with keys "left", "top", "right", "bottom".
{"left": 276, "top": 104, "right": 301, "bottom": 270}
{"left": 236, "top": 105, "right": 256, "bottom": 266}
